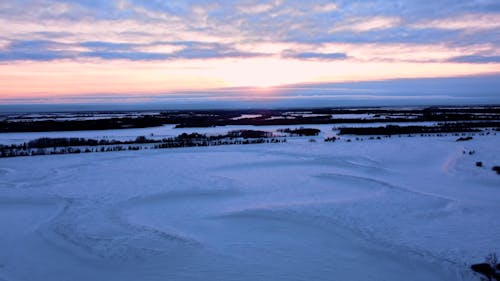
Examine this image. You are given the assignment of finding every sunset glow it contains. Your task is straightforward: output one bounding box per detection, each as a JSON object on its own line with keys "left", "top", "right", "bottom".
{"left": 0, "top": 1, "right": 499, "bottom": 103}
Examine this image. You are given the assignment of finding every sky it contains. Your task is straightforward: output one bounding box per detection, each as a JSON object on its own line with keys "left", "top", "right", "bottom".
{"left": 0, "top": 0, "right": 499, "bottom": 107}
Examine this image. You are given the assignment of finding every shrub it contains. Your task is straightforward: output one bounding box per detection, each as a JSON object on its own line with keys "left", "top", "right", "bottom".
{"left": 486, "top": 253, "right": 498, "bottom": 268}
{"left": 492, "top": 166, "right": 500, "bottom": 175}
{"left": 226, "top": 130, "right": 271, "bottom": 139}
{"left": 278, "top": 127, "right": 321, "bottom": 136}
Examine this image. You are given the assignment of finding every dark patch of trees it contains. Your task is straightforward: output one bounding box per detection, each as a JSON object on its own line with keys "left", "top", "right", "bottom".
{"left": 28, "top": 137, "right": 99, "bottom": 148}
{"left": 0, "top": 130, "right": 284, "bottom": 158}
{"left": 471, "top": 253, "right": 500, "bottom": 281}
{"left": 471, "top": 263, "right": 497, "bottom": 280}
{"left": 493, "top": 166, "right": 500, "bottom": 175}
{"left": 26, "top": 136, "right": 157, "bottom": 149}
{"left": 324, "top": 136, "right": 338, "bottom": 142}
{"left": 0, "top": 116, "right": 167, "bottom": 133}
{"left": 338, "top": 122, "right": 500, "bottom": 136}
{"left": 225, "top": 130, "right": 272, "bottom": 139}
{"left": 456, "top": 136, "right": 474, "bottom": 142}
{"left": 278, "top": 128, "right": 321, "bottom": 136}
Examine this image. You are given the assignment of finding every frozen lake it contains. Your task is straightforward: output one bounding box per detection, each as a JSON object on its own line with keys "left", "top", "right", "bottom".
{"left": 0, "top": 134, "right": 498, "bottom": 280}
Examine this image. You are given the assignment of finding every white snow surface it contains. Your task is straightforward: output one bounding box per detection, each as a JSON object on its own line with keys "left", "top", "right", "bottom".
{"left": 0, "top": 122, "right": 439, "bottom": 145}
{"left": 230, "top": 114, "right": 263, "bottom": 120}
{"left": 0, "top": 133, "right": 499, "bottom": 281}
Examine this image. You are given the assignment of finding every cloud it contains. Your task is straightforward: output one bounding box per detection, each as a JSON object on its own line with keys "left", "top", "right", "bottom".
{"left": 282, "top": 50, "right": 347, "bottom": 61}
{"left": 0, "top": 39, "right": 269, "bottom": 61}
{"left": 2, "top": 2, "right": 499, "bottom": 54}
{"left": 239, "top": 3, "right": 274, "bottom": 14}
{"left": 169, "top": 42, "right": 270, "bottom": 59}
{"left": 0, "top": 40, "right": 10, "bottom": 50}
{"left": 237, "top": 0, "right": 283, "bottom": 14}
{"left": 313, "top": 3, "right": 338, "bottom": 13}
{"left": 0, "top": 0, "right": 500, "bottom": 97}
{"left": 331, "top": 16, "right": 402, "bottom": 33}
{"left": 79, "top": 51, "right": 169, "bottom": 60}
{"left": 412, "top": 13, "right": 500, "bottom": 31}
{"left": 0, "top": 40, "right": 81, "bottom": 61}
{"left": 80, "top": 41, "right": 137, "bottom": 51}
{"left": 136, "top": 43, "right": 184, "bottom": 54}
{"left": 448, "top": 55, "right": 500, "bottom": 63}
{"left": 311, "top": 42, "right": 491, "bottom": 63}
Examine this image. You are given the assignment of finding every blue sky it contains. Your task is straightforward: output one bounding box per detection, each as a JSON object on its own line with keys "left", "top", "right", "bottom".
{"left": 0, "top": 0, "right": 499, "bottom": 106}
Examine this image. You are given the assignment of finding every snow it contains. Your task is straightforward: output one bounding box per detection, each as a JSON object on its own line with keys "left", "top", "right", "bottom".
{"left": 286, "top": 113, "right": 330, "bottom": 118}
{"left": 0, "top": 133, "right": 499, "bottom": 281}
{"left": 331, "top": 113, "right": 376, "bottom": 119}
{"left": 230, "top": 114, "right": 263, "bottom": 120}
{"left": 0, "top": 112, "right": 162, "bottom": 122}
{"left": 0, "top": 122, "right": 439, "bottom": 145}
{"left": 266, "top": 116, "right": 297, "bottom": 120}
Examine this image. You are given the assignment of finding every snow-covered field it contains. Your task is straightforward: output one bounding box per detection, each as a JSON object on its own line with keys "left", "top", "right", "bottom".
{"left": 0, "top": 122, "right": 440, "bottom": 145}
{"left": 0, "top": 133, "right": 499, "bottom": 281}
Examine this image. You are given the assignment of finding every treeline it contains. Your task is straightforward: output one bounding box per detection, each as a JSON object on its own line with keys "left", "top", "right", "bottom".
{"left": 26, "top": 136, "right": 160, "bottom": 148}
{"left": 0, "top": 116, "right": 167, "bottom": 133}
{"left": 338, "top": 122, "right": 500, "bottom": 135}
{"left": 2, "top": 106, "right": 499, "bottom": 132}
{"left": 278, "top": 128, "right": 321, "bottom": 136}
{"left": 0, "top": 130, "right": 286, "bottom": 158}
{"left": 174, "top": 107, "right": 500, "bottom": 127}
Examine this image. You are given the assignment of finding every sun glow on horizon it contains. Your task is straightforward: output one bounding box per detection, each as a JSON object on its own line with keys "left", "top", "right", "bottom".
{"left": 0, "top": 56, "right": 499, "bottom": 100}
{"left": 1, "top": 1, "right": 500, "bottom": 102}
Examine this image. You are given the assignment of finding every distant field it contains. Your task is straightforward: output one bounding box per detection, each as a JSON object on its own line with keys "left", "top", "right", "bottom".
{"left": 1, "top": 106, "right": 499, "bottom": 132}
